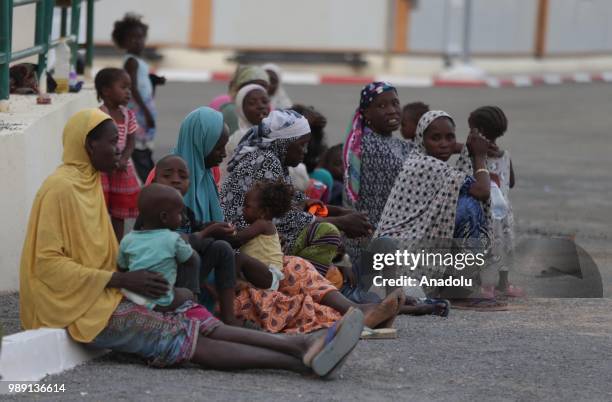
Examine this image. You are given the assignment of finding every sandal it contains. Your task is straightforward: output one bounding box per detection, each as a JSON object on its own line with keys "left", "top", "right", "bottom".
{"left": 309, "top": 308, "right": 364, "bottom": 378}
{"left": 422, "top": 298, "right": 451, "bottom": 317}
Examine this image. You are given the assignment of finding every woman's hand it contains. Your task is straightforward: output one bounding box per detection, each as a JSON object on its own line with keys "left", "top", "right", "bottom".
{"left": 466, "top": 130, "right": 489, "bottom": 159}
{"left": 340, "top": 265, "right": 357, "bottom": 288}
{"left": 329, "top": 213, "right": 373, "bottom": 238}
{"left": 108, "top": 271, "right": 169, "bottom": 299}
{"left": 487, "top": 142, "right": 503, "bottom": 158}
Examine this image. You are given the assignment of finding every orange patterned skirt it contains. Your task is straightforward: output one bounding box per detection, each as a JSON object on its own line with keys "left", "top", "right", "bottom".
{"left": 234, "top": 256, "right": 341, "bottom": 333}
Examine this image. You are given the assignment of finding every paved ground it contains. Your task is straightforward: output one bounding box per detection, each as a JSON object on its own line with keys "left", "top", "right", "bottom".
{"left": 153, "top": 81, "right": 612, "bottom": 296}
{"left": 2, "top": 82, "right": 611, "bottom": 401}
{"left": 3, "top": 299, "right": 612, "bottom": 401}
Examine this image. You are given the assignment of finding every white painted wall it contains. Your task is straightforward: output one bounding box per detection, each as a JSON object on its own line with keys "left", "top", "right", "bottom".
{"left": 212, "top": 0, "right": 389, "bottom": 51}
{"left": 93, "top": 0, "right": 192, "bottom": 45}
{"left": 0, "top": 91, "right": 98, "bottom": 292}
{"left": 409, "top": 0, "right": 536, "bottom": 54}
{"left": 86, "top": 0, "right": 612, "bottom": 55}
{"left": 11, "top": 4, "right": 37, "bottom": 64}
{"left": 546, "top": 0, "right": 612, "bottom": 53}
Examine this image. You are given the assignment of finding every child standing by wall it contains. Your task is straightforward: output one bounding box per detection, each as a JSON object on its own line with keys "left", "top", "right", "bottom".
{"left": 468, "top": 106, "right": 522, "bottom": 297}
{"left": 94, "top": 68, "right": 141, "bottom": 240}
{"left": 112, "top": 13, "right": 164, "bottom": 182}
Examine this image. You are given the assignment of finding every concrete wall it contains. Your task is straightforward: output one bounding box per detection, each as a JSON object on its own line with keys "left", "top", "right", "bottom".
{"left": 0, "top": 91, "right": 98, "bottom": 292}
{"left": 212, "top": 0, "right": 388, "bottom": 51}
{"left": 546, "top": 0, "right": 612, "bottom": 54}
{"left": 409, "top": 0, "right": 536, "bottom": 54}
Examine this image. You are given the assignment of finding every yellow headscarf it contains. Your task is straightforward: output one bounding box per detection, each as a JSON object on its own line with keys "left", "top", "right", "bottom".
{"left": 20, "top": 108, "right": 122, "bottom": 343}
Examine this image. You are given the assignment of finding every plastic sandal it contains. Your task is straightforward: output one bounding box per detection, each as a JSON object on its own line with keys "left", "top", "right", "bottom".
{"left": 311, "top": 308, "right": 364, "bottom": 377}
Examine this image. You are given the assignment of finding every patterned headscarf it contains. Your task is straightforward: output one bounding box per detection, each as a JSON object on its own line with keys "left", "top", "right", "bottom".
{"left": 220, "top": 110, "right": 314, "bottom": 251}
{"left": 343, "top": 81, "right": 397, "bottom": 202}
{"left": 413, "top": 110, "right": 455, "bottom": 154}
{"left": 227, "top": 109, "right": 310, "bottom": 173}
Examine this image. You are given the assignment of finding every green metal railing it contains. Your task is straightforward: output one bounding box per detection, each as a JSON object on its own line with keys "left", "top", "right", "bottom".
{"left": 0, "top": 0, "right": 96, "bottom": 102}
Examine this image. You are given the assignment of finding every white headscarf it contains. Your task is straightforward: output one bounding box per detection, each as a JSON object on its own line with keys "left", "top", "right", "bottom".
{"left": 234, "top": 83, "right": 268, "bottom": 132}
{"left": 221, "top": 84, "right": 270, "bottom": 180}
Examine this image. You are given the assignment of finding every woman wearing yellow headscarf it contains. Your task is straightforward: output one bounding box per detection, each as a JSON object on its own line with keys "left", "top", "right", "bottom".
{"left": 20, "top": 108, "right": 124, "bottom": 342}
{"left": 18, "top": 108, "right": 364, "bottom": 375}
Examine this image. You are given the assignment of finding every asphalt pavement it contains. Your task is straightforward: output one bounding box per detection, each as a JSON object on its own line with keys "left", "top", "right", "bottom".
{"left": 2, "top": 81, "right": 611, "bottom": 401}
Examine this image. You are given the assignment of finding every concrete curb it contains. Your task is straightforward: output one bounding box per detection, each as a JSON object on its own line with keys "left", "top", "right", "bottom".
{"left": 155, "top": 68, "right": 612, "bottom": 88}
{"left": 0, "top": 329, "right": 106, "bottom": 388}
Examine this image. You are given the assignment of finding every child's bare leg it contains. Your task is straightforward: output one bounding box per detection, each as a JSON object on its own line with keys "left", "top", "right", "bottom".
{"left": 111, "top": 217, "right": 124, "bottom": 241}
{"left": 199, "top": 240, "right": 241, "bottom": 325}
{"left": 175, "top": 252, "right": 201, "bottom": 295}
{"left": 235, "top": 253, "right": 273, "bottom": 289}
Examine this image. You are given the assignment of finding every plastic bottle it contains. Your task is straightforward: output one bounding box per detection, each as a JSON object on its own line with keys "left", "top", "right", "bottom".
{"left": 54, "top": 39, "right": 71, "bottom": 93}
{"left": 490, "top": 181, "right": 509, "bottom": 219}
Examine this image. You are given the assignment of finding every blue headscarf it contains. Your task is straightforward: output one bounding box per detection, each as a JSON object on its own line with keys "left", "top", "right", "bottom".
{"left": 175, "top": 107, "right": 225, "bottom": 222}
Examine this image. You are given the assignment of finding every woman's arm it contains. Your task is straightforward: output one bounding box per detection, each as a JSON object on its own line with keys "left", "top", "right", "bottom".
{"left": 318, "top": 213, "right": 373, "bottom": 238}
{"left": 107, "top": 270, "right": 169, "bottom": 298}
{"left": 466, "top": 133, "right": 491, "bottom": 201}
{"left": 124, "top": 57, "right": 154, "bottom": 129}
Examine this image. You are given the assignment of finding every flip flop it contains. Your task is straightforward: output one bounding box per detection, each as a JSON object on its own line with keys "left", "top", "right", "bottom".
{"left": 311, "top": 308, "right": 364, "bottom": 378}
{"left": 423, "top": 298, "right": 451, "bottom": 317}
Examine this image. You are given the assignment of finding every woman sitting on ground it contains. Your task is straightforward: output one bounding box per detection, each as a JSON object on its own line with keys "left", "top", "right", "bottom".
{"left": 343, "top": 82, "right": 415, "bottom": 275}
{"left": 221, "top": 110, "right": 375, "bottom": 288}
{"left": 176, "top": 107, "right": 403, "bottom": 332}
{"left": 18, "top": 109, "right": 366, "bottom": 377}
{"left": 373, "top": 111, "right": 504, "bottom": 310}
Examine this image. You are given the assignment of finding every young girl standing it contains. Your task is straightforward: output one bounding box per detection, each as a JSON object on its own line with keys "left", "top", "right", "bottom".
{"left": 468, "top": 106, "right": 522, "bottom": 297}
{"left": 112, "top": 13, "right": 164, "bottom": 182}
{"left": 94, "top": 68, "right": 141, "bottom": 240}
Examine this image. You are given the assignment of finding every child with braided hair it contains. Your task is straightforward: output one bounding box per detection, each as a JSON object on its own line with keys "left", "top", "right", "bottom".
{"left": 468, "top": 106, "right": 522, "bottom": 297}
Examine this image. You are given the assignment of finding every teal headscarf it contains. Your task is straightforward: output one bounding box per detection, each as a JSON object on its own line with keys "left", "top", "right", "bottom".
{"left": 175, "top": 107, "right": 225, "bottom": 223}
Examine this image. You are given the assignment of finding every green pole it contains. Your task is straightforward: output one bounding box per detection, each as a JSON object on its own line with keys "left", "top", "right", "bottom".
{"left": 60, "top": 7, "right": 68, "bottom": 37}
{"left": 34, "top": 0, "right": 48, "bottom": 79}
{"left": 85, "top": 0, "right": 94, "bottom": 69}
{"left": 70, "top": 0, "right": 82, "bottom": 71}
{"left": 0, "top": 0, "right": 14, "bottom": 101}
